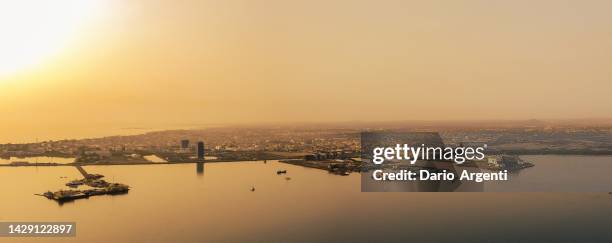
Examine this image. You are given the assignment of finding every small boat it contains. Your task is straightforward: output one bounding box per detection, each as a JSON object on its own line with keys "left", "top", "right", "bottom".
{"left": 66, "top": 180, "right": 84, "bottom": 188}
{"left": 250, "top": 186, "right": 255, "bottom": 192}
{"left": 84, "top": 189, "right": 106, "bottom": 196}
{"left": 86, "top": 179, "right": 110, "bottom": 188}
{"left": 276, "top": 170, "right": 287, "bottom": 175}
{"left": 105, "top": 183, "right": 130, "bottom": 195}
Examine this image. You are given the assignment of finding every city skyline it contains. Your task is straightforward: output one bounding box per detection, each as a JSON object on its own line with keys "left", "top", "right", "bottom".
{"left": 2, "top": 117, "right": 612, "bottom": 144}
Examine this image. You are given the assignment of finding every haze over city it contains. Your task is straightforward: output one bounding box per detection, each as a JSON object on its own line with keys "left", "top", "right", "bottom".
{"left": 1, "top": 0, "right": 612, "bottom": 143}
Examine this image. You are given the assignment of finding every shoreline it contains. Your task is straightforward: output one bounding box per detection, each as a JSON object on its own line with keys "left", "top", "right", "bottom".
{"left": 0, "top": 159, "right": 263, "bottom": 167}
{"left": 2, "top": 153, "right": 611, "bottom": 168}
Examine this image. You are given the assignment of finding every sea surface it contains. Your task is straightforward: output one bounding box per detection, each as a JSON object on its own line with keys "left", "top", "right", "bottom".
{"left": 1, "top": 155, "right": 611, "bottom": 242}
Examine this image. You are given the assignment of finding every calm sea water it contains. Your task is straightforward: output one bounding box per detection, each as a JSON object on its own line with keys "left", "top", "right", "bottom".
{"left": 487, "top": 155, "right": 612, "bottom": 192}
{"left": 1, "top": 156, "right": 611, "bottom": 242}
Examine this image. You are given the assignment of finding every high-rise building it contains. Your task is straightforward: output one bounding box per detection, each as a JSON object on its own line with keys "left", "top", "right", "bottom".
{"left": 197, "top": 141, "right": 205, "bottom": 161}
{"left": 181, "top": 139, "right": 190, "bottom": 149}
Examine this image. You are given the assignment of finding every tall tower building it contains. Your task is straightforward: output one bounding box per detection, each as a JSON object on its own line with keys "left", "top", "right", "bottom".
{"left": 197, "top": 141, "right": 205, "bottom": 161}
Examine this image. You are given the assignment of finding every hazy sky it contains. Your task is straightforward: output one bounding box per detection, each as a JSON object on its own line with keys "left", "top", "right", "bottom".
{"left": 1, "top": 0, "right": 612, "bottom": 141}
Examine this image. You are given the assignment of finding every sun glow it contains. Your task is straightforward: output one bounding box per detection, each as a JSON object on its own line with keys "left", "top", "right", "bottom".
{"left": 0, "top": 1, "right": 107, "bottom": 77}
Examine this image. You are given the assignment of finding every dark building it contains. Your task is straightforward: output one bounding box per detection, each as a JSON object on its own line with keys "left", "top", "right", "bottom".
{"left": 197, "top": 141, "right": 205, "bottom": 161}
{"left": 181, "top": 139, "right": 190, "bottom": 149}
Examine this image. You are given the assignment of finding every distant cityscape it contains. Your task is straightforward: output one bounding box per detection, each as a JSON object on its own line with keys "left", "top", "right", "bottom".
{"left": 1, "top": 120, "right": 611, "bottom": 166}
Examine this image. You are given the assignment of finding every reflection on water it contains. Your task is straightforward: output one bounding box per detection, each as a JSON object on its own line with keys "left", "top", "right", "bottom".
{"left": 0, "top": 156, "right": 611, "bottom": 242}
{"left": 486, "top": 155, "right": 612, "bottom": 192}
{"left": 0, "top": 156, "right": 75, "bottom": 165}
{"left": 196, "top": 162, "right": 204, "bottom": 175}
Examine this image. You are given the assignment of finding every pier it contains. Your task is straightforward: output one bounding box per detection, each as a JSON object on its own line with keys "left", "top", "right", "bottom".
{"left": 74, "top": 165, "right": 104, "bottom": 180}
{"left": 39, "top": 166, "right": 129, "bottom": 203}
{"left": 75, "top": 165, "right": 89, "bottom": 178}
